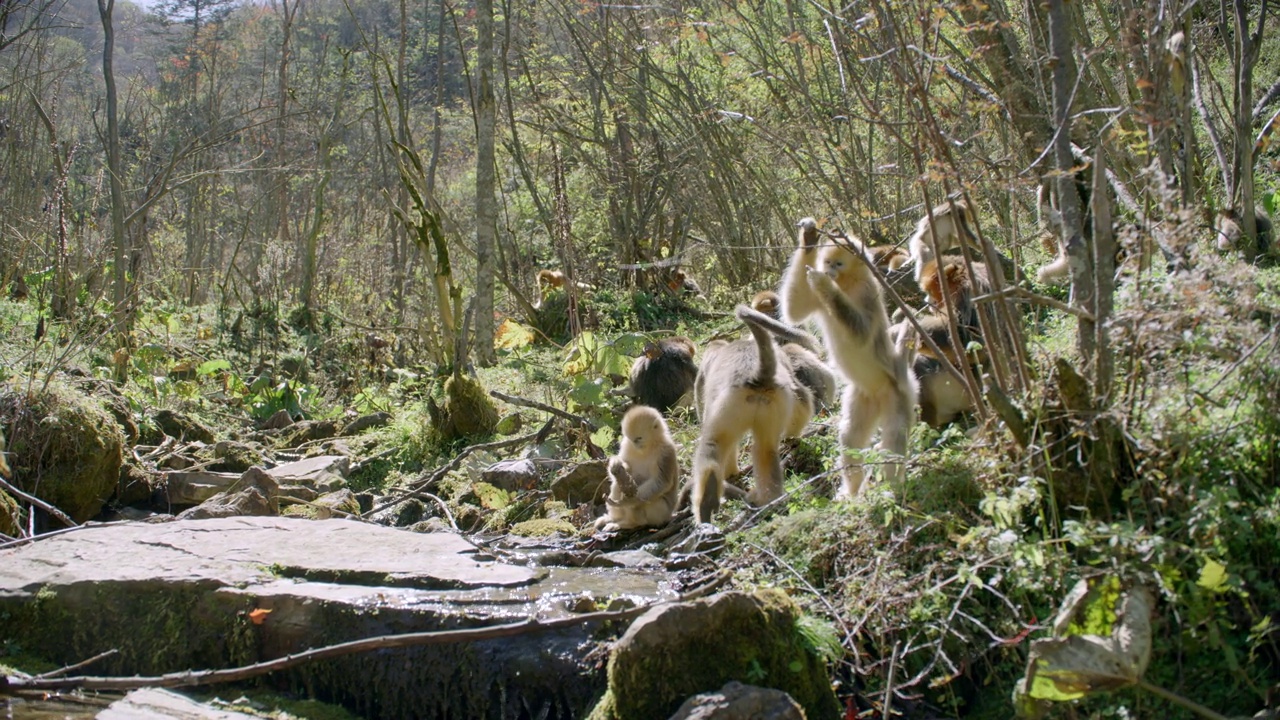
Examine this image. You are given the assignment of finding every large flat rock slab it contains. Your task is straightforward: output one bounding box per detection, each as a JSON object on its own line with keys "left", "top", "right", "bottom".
{"left": 0, "top": 517, "right": 676, "bottom": 719}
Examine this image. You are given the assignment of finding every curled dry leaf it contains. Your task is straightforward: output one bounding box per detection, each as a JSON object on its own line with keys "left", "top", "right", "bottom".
{"left": 1013, "top": 576, "right": 1154, "bottom": 718}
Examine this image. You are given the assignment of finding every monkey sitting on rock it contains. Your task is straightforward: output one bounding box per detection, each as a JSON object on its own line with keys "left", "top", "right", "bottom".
{"left": 594, "top": 405, "right": 681, "bottom": 532}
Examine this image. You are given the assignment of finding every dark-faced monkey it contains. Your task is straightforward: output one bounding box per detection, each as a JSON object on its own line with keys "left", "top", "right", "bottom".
{"left": 629, "top": 336, "right": 699, "bottom": 414}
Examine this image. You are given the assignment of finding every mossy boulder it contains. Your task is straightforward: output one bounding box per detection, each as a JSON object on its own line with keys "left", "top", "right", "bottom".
{"left": 0, "top": 489, "right": 19, "bottom": 536}
{"left": 153, "top": 409, "right": 216, "bottom": 444}
{"left": 0, "top": 382, "right": 126, "bottom": 523}
{"left": 588, "top": 589, "right": 840, "bottom": 720}
{"left": 426, "top": 374, "right": 499, "bottom": 443}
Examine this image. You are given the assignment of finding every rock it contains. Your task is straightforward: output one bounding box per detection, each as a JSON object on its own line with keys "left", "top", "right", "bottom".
{"left": 210, "top": 441, "right": 264, "bottom": 473}
{"left": 0, "top": 490, "right": 19, "bottom": 537}
{"left": 588, "top": 590, "right": 841, "bottom": 720}
{"left": 369, "top": 497, "right": 424, "bottom": 527}
{"left": 178, "top": 486, "right": 274, "bottom": 520}
{"left": 176, "top": 467, "right": 279, "bottom": 519}
{"left": 115, "top": 461, "right": 154, "bottom": 507}
{"left": 99, "top": 688, "right": 261, "bottom": 719}
{"left": 278, "top": 484, "right": 318, "bottom": 502}
{"left": 259, "top": 408, "right": 294, "bottom": 430}
{"left": 280, "top": 419, "right": 339, "bottom": 446}
{"left": 591, "top": 550, "right": 664, "bottom": 569}
{"left": 342, "top": 411, "right": 392, "bottom": 435}
{"left": 282, "top": 489, "right": 360, "bottom": 519}
{"left": 154, "top": 409, "right": 216, "bottom": 444}
{"left": 0, "top": 517, "right": 678, "bottom": 719}
{"left": 550, "top": 460, "right": 609, "bottom": 504}
{"left": 0, "top": 382, "right": 125, "bottom": 524}
{"left": 164, "top": 470, "right": 243, "bottom": 506}
{"left": 668, "top": 682, "right": 806, "bottom": 720}
{"left": 509, "top": 518, "right": 576, "bottom": 536}
{"left": 267, "top": 455, "right": 350, "bottom": 482}
{"left": 482, "top": 458, "right": 540, "bottom": 492}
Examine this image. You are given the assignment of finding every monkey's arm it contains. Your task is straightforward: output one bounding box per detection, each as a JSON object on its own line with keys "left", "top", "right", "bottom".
{"left": 635, "top": 449, "right": 680, "bottom": 502}
{"left": 805, "top": 267, "right": 871, "bottom": 340}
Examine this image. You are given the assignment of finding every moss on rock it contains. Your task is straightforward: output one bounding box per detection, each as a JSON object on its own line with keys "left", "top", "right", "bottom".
{"left": 589, "top": 589, "right": 841, "bottom": 720}
{"left": 426, "top": 374, "right": 499, "bottom": 443}
{"left": 0, "top": 489, "right": 20, "bottom": 536}
{"left": 0, "top": 381, "right": 126, "bottom": 523}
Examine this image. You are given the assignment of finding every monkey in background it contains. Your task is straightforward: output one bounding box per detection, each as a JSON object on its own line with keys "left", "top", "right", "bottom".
{"left": 868, "top": 245, "right": 910, "bottom": 273}
{"left": 906, "top": 199, "right": 978, "bottom": 280}
{"left": 782, "top": 218, "right": 917, "bottom": 499}
{"left": 892, "top": 313, "right": 978, "bottom": 429}
{"left": 917, "top": 256, "right": 993, "bottom": 334}
{"left": 628, "top": 336, "right": 699, "bottom": 414}
{"left": 691, "top": 305, "right": 816, "bottom": 523}
{"left": 750, "top": 289, "right": 837, "bottom": 413}
{"left": 669, "top": 269, "right": 705, "bottom": 298}
{"left": 595, "top": 405, "right": 681, "bottom": 532}
{"left": 1215, "top": 207, "right": 1275, "bottom": 264}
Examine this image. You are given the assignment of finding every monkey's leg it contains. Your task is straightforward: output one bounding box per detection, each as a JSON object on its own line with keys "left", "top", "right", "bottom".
{"left": 746, "top": 428, "right": 786, "bottom": 507}
{"left": 691, "top": 437, "right": 727, "bottom": 524}
{"left": 876, "top": 386, "right": 914, "bottom": 486}
{"left": 836, "top": 385, "right": 879, "bottom": 500}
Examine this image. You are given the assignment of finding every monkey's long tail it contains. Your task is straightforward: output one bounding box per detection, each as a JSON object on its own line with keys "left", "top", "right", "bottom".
{"left": 736, "top": 304, "right": 780, "bottom": 388}
{"left": 735, "top": 304, "right": 823, "bottom": 354}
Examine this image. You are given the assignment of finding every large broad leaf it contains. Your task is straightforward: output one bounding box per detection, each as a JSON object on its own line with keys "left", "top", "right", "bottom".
{"left": 494, "top": 319, "right": 535, "bottom": 350}
{"left": 1014, "top": 578, "right": 1154, "bottom": 718}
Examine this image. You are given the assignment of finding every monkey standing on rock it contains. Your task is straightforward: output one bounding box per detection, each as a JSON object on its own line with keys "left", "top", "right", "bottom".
{"left": 595, "top": 405, "right": 681, "bottom": 532}
{"left": 782, "top": 218, "right": 917, "bottom": 499}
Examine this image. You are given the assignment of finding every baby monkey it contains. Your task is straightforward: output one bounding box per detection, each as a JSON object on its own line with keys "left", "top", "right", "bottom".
{"left": 594, "top": 405, "right": 681, "bottom": 532}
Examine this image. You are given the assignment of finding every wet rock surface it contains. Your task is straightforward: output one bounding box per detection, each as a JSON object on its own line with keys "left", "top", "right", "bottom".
{"left": 0, "top": 517, "right": 679, "bottom": 719}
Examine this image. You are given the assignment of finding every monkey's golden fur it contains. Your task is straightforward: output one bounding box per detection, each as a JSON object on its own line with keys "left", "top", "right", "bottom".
{"left": 917, "top": 257, "right": 992, "bottom": 333}
{"left": 782, "top": 218, "right": 917, "bottom": 498}
{"left": 690, "top": 305, "right": 815, "bottom": 523}
{"left": 595, "top": 405, "right": 681, "bottom": 532}
{"left": 892, "top": 314, "right": 976, "bottom": 428}
{"left": 906, "top": 199, "right": 977, "bottom": 280}
{"left": 750, "top": 289, "right": 836, "bottom": 413}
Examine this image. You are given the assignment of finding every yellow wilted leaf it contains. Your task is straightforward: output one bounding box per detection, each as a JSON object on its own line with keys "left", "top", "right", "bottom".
{"left": 494, "top": 319, "right": 536, "bottom": 350}
{"left": 248, "top": 608, "right": 272, "bottom": 625}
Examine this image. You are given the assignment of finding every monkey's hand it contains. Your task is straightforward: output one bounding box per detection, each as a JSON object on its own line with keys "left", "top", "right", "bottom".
{"left": 608, "top": 456, "right": 637, "bottom": 497}
{"left": 797, "top": 217, "right": 820, "bottom": 250}
{"left": 805, "top": 265, "right": 839, "bottom": 295}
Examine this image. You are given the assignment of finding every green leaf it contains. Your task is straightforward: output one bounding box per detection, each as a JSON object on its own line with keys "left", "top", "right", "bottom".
{"left": 473, "top": 482, "right": 510, "bottom": 510}
{"left": 197, "top": 359, "right": 231, "bottom": 376}
{"left": 590, "top": 424, "right": 616, "bottom": 450}
{"left": 1196, "top": 559, "right": 1228, "bottom": 593}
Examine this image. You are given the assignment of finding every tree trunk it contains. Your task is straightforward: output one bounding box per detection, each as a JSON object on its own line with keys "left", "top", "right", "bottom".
{"left": 98, "top": 0, "right": 131, "bottom": 344}
{"left": 473, "top": 0, "right": 497, "bottom": 366}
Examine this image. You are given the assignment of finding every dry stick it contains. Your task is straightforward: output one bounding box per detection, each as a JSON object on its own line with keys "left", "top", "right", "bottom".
{"left": 488, "top": 390, "right": 597, "bottom": 432}
{"left": 360, "top": 422, "right": 549, "bottom": 519}
{"left": 973, "top": 285, "right": 1096, "bottom": 321}
{"left": 3, "top": 570, "right": 733, "bottom": 694}
{"left": 0, "top": 477, "right": 77, "bottom": 529}
{"left": 34, "top": 649, "right": 119, "bottom": 679}
{"left": 0, "top": 521, "right": 128, "bottom": 552}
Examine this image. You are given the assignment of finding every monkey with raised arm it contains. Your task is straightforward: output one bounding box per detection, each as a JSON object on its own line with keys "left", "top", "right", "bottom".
{"left": 690, "top": 305, "right": 816, "bottom": 523}
{"left": 594, "top": 405, "right": 681, "bottom": 532}
{"left": 782, "top": 218, "right": 917, "bottom": 499}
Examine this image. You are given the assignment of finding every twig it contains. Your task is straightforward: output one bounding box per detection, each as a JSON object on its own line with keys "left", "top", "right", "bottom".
{"left": 0, "top": 521, "right": 128, "bottom": 551}
{"left": 349, "top": 447, "right": 398, "bottom": 474}
{"left": 360, "top": 422, "right": 549, "bottom": 519}
{"left": 2, "top": 570, "right": 732, "bottom": 694}
{"left": 34, "top": 649, "right": 119, "bottom": 679}
{"left": 975, "top": 285, "right": 1096, "bottom": 321}
{"left": 489, "top": 390, "right": 597, "bottom": 432}
{"left": 0, "top": 476, "right": 77, "bottom": 529}
{"left": 1136, "top": 678, "right": 1231, "bottom": 720}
